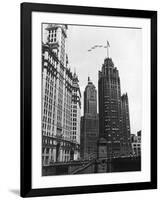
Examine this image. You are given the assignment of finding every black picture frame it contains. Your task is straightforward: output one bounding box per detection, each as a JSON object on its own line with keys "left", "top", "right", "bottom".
{"left": 21, "top": 2, "right": 157, "bottom": 197}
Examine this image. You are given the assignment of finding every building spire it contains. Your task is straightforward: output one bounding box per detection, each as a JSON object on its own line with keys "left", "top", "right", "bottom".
{"left": 107, "top": 40, "right": 110, "bottom": 58}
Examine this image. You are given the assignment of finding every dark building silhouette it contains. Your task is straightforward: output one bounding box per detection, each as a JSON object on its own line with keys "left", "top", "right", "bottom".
{"left": 84, "top": 77, "right": 97, "bottom": 116}
{"left": 98, "top": 41, "right": 134, "bottom": 159}
{"left": 121, "top": 93, "right": 132, "bottom": 155}
{"left": 98, "top": 55, "right": 123, "bottom": 157}
{"left": 131, "top": 131, "right": 141, "bottom": 156}
{"left": 80, "top": 77, "right": 99, "bottom": 160}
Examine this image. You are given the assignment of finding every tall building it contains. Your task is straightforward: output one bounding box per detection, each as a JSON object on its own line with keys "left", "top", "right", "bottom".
{"left": 121, "top": 93, "right": 132, "bottom": 155}
{"left": 98, "top": 42, "right": 133, "bottom": 158}
{"left": 80, "top": 77, "right": 99, "bottom": 160}
{"left": 42, "top": 24, "right": 81, "bottom": 167}
{"left": 70, "top": 72, "right": 81, "bottom": 160}
{"left": 131, "top": 131, "right": 141, "bottom": 156}
{"left": 84, "top": 77, "right": 97, "bottom": 116}
{"left": 98, "top": 55, "right": 122, "bottom": 157}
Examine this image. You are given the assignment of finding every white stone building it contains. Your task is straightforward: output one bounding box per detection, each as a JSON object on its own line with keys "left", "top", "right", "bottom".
{"left": 42, "top": 24, "right": 81, "bottom": 166}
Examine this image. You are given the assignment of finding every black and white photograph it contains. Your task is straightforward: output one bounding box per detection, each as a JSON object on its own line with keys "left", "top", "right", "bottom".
{"left": 0, "top": 0, "right": 159, "bottom": 198}
{"left": 20, "top": 2, "right": 157, "bottom": 197}
{"left": 41, "top": 23, "right": 142, "bottom": 176}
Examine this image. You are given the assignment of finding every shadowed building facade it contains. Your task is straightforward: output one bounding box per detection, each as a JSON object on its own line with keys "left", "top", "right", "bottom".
{"left": 98, "top": 57, "right": 123, "bottom": 157}
{"left": 81, "top": 77, "right": 99, "bottom": 160}
{"left": 121, "top": 93, "right": 132, "bottom": 155}
{"left": 131, "top": 130, "right": 141, "bottom": 156}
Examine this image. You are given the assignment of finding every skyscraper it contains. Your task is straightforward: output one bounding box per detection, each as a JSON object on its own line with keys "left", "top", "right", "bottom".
{"left": 98, "top": 45, "right": 123, "bottom": 157}
{"left": 84, "top": 77, "right": 97, "bottom": 116}
{"left": 42, "top": 24, "right": 81, "bottom": 167}
{"left": 80, "top": 77, "right": 99, "bottom": 160}
{"left": 70, "top": 72, "right": 81, "bottom": 160}
{"left": 121, "top": 93, "right": 132, "bottom": 155}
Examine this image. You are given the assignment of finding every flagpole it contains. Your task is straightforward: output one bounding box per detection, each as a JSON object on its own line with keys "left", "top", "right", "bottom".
{"left": 107, "top": 40, "right": 109, "bottom": 58}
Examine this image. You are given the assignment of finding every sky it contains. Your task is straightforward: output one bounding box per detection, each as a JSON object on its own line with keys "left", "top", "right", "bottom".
{"left": 43, "top": 24, "right": 142, "bottom": 135}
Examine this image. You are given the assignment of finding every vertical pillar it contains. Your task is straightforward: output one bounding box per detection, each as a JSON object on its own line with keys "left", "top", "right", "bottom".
{"left": 53, "top": 148, "right": 56, "bottom": 162}
{"left": 59, "top": 148, "right": 62, "bottom": 162}
{"left": 49, "top": 148, "right": 51, "bottom": 164}
{"left": 43, "top": 148, "right": 46, "bottom": 165}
